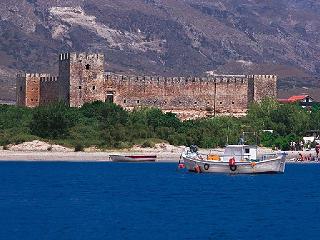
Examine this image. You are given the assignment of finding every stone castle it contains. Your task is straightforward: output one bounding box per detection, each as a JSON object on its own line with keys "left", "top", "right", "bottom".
{"left": 16, "top": 52, "right": 277, "bottom": 119}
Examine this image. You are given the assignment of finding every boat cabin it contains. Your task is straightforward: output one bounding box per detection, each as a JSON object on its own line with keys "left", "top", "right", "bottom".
{"left": 222, "top": 145, "right": 257, "bottom": 162}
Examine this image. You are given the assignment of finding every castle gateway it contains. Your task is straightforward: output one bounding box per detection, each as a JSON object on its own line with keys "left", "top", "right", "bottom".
{"left": 16, "top": 53, "right": 277, "bottom": 119}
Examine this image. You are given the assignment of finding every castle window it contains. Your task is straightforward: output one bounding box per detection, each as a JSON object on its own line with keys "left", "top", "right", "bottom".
{"left": 85, "top": 64, "right": 91, "bottom": 70}
{"left": 124, "top": 100, "right": 127, "bottom": 104}
{"left": 137, "top": 100, "right": 140, "bottom": 104}
{"left": 92, "top": 86, "right": 96, "bottom": 90}
{"left": 79, "top": 86, "right": 82, "bottom": 89}
{"left": 194, "top": 101, "right": 197, "bottom": 104}
{"left": 20, "top": 87, "right": 22, "bottom": 91}
{"left": 232, "top": 101, "right": 235, "bottom": 104}
{"left": 220, "top": 102, "right": 223, "bottom": 104}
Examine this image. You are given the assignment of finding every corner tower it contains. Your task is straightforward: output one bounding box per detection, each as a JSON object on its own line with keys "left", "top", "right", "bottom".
{"left": 58, "top": 52, "right": 105, "bottom": 107}
{"left": 16, "top": 73, "right": 51, "bottom": 107}
{"left": 252, "top": 75, "right": 277, "bottom": 102}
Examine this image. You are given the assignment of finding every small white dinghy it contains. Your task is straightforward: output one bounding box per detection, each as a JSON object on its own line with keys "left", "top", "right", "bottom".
{"left": 181, "top": 145, "right": 286, "bottom": 174}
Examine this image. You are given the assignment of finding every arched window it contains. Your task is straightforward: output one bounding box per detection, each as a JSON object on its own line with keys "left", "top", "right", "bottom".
{"left": 85, "top": 64, "right": 90, "bottom": 70}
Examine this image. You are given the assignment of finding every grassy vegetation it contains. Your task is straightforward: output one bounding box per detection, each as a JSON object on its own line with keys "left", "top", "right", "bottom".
{"left": 0, "top": 99, "right": 319, "bottom": 150}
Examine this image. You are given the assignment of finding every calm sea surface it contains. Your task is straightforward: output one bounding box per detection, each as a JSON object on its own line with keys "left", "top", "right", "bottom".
{"left": 0, "top": 162, "right": 319, "bottom": 240}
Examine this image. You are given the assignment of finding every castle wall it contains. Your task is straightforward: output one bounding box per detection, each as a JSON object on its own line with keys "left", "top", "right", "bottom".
{"left": 213, "top": 76, "right": 250, "bottom": 114}
{"left": 16, "top": 52, "right": 278, "bottom": 119}
{"left": 105, "top": 74, "right": 251, "bottom": 118}
{"left": 61, "top": 53, "right": 105, "bottom": 107}
{"left": 39, "top": 77, "right": 60, "bottom": 105}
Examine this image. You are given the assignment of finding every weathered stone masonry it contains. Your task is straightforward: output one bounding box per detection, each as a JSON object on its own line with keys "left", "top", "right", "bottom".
{"left": 16, "top": 52, "right": 277, "bottom": 119}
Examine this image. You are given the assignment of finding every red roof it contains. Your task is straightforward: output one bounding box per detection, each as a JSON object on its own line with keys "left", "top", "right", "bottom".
{"left": 278, "top": 95, "right": 309, "bottom": 103}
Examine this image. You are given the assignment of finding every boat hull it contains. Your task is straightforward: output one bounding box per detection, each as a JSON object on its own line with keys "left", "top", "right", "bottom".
{"left": 182, "top": 155, "right": 286, "bottom": 174}
{"left": 110, "top": 155, "right": 157, "bottom": 162}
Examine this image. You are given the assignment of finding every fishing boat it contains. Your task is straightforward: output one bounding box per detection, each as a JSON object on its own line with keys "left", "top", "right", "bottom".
{"left": 181, "top": 145, "right": 286, "bottom": 174}
{"left": 109, "top": 155, "right": 157, "bottom": 162}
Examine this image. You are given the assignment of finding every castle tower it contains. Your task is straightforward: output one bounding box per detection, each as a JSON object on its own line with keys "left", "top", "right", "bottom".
{"left": 58, "top": 52, "right": 105, "bottom": 107}
{"left": 16, "top": 73, "right": 51, "bottom": 107}
{"left": 252, "top": 75, "right": 277, "bottom": 102}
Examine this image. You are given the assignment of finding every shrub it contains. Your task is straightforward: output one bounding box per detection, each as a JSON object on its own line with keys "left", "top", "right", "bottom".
{"left": 74, "top": 144, "right": 84, "bottom": 152}
{"left": 30, "top": 102, "right": 77, "bottom": 139}
{"left": 114, "top": 141, "right": 132, "bottom": 149}
{"left": 141, "top": 140, "right": 155, "bottom": 148}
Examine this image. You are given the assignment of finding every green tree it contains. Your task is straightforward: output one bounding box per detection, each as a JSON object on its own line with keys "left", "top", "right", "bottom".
{"left": 30, "top": 102, "right": 77, "bottom": 139}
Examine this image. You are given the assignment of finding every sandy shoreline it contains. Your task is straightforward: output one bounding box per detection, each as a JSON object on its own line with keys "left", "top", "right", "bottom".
{"left": 0, "top": 141, "right": 318, "bottom": 163}
{"left": 0, "top": 149, "right": 318, "bottom": 163}
{"left": 0, "top": 150, "right": 181, "bottom": 162}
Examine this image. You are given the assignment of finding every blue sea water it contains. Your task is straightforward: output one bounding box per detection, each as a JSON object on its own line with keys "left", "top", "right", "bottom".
{"left": 0, "top": 162, "right": 319, "bottom": 240}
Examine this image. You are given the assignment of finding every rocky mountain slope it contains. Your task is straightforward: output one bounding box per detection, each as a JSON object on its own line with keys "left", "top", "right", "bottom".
{"left": 1, "top": 0, "right": 320, "bottom": 101}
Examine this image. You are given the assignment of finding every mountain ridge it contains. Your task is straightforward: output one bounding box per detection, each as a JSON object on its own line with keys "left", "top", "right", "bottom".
{"left": 1, "top": 0, "right": 320, "bottom": 101}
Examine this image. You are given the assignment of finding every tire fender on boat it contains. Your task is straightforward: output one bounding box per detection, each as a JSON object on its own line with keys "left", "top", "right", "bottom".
{"left": 204, "top": 163, "right": 210, "bottom": 170}
{"left": 229, "top": 165, "right": 237, "bottom": 171}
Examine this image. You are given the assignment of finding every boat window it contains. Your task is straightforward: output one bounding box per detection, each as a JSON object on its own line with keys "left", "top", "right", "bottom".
{"left": 245, "top": 148, "right": 250, "bottom": 154}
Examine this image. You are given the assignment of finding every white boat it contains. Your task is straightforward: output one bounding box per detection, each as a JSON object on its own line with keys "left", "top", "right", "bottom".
{"left": 181, "top": 145, "right": 286, "bottom": 174}
{"left": 109, "top": 155, "right": 157, "bottom": 162}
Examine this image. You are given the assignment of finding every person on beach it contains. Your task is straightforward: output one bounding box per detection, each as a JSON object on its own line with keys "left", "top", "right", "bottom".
{"left": 316, "top": 146, "right": 319, "bottom": 158}
{"left": 300, "top": 141, "right": 304, "bottom": 151}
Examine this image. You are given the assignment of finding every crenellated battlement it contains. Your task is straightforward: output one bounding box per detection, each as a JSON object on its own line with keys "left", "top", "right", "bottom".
{"left": 59, "top": 53, "right": 70, "bottom": 61}
{"left": 40, "top": 76, "right": 59, "bottom": 82}
{"left": 105, "top": 73, "right": 250, "bottom": 84}
{"left": 17, "top": 73, "right": 51, "bottom": 78}
{"left": 59, "top": 52, "right": 104, "bottom": 61}
{"left": 249, "top": 74, "right": 277, "bottom": 80}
